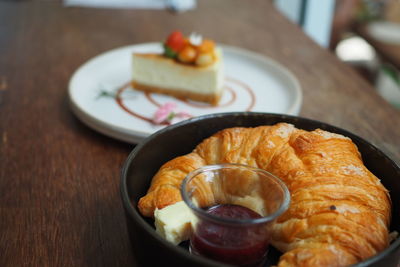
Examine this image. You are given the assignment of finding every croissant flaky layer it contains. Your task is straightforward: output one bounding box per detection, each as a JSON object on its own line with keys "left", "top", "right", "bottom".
{"left": 137, "top": 123, "right": 391, "bottom": 266}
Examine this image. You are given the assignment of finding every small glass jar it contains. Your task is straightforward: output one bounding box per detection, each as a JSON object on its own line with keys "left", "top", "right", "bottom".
{"left": 181, "top": 163, "right": 290, "bottom": 267}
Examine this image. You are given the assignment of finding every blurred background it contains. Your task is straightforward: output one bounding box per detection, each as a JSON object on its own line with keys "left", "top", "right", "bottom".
{"left": 5, "top": 0, "right": 400, "bottom": 109}
{"left": 274, "top": 0, "right": 400, "bottom": 109}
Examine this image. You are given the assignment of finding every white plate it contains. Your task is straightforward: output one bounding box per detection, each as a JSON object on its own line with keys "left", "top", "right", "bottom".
{"left": 69, "top": 43, "right": 302, "bottom": 144}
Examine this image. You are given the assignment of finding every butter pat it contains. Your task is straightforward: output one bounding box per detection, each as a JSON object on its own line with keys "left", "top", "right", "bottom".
{"left": 154, "top": 201, "right": 195, "bottom": 245}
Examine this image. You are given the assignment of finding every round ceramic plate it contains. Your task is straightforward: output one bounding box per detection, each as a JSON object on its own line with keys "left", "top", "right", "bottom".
{"left": 68, "top": 43, "right": 302, "bottom": 143}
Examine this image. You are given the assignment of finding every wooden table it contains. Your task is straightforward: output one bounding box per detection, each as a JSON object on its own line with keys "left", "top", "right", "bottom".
{"left": 1, "top": 1, "right": 399, "bottom": 266}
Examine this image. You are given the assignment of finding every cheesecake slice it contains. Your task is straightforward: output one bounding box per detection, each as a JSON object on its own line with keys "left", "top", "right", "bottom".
{"left": 131, "top": 31, "right": 224, "bottom": 105}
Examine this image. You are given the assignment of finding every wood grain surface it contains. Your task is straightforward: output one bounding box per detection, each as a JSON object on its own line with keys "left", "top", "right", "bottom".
{"left": 0, "top": 1, "right": 399, "bottom": 266}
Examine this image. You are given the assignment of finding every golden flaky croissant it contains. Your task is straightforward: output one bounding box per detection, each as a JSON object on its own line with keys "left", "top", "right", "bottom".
{"left": 138, "top": 123, "right": 391, "bottom": 266}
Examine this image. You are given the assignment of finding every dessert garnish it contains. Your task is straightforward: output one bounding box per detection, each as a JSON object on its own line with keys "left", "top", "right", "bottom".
{"left": 153, "top": 102, "right": 192, "bottom": 125}
{"left": 163, "top": 30, "right": 217, "bottom": 67}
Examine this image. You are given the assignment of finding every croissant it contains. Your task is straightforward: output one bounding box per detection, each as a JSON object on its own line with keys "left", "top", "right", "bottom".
{"left": 138, "top": 123, "right": 391, "bottom": 266}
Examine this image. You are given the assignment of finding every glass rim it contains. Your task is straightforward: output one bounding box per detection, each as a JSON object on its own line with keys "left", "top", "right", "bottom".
{"left": 180, "top": 163, "right": 291, "bottom": 225}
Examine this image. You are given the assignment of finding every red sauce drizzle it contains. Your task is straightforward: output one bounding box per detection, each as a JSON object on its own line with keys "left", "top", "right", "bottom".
{"left": 115, "top": 77, "right": 255, "bottom": 123}
{"left": 115, "top": 82, "right": 154, "bottom": 123}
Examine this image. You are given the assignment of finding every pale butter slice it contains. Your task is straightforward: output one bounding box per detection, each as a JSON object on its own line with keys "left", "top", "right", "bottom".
{"left": 154, "top": 201, "right": 196, "bottom": 245}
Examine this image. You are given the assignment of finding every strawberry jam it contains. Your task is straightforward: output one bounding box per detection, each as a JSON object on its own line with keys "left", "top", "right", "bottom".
{"left": 190, "top": 204, "right": 269, "bottom": 267}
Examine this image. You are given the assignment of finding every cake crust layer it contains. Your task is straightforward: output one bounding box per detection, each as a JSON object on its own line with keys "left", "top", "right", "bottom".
{"left": 131, "top": 81, "right": 222, "bottom": 106}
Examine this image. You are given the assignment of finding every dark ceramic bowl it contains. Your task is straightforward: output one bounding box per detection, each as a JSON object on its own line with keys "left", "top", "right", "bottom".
{"left": 120, "top": 112, "right": 400, "bottom": 267}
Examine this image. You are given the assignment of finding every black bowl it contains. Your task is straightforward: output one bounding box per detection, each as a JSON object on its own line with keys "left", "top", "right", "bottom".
{"left": 120, "top": 112, "right": 400, "bottom": 267}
